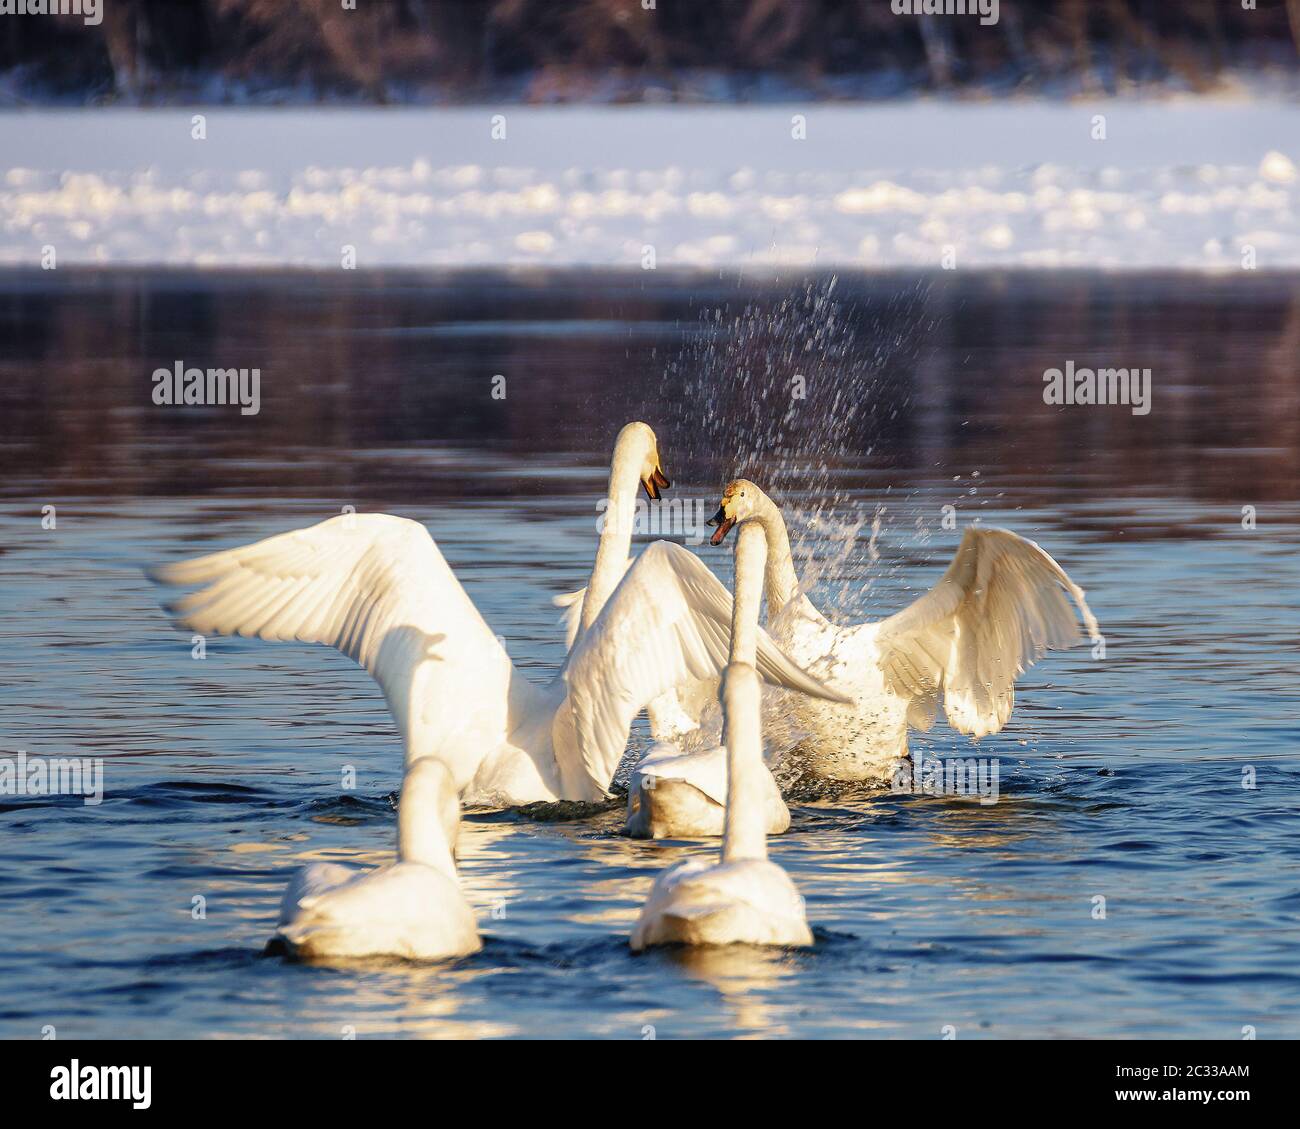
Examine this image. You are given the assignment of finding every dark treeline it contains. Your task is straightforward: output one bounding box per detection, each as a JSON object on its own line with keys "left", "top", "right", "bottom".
{"left": 1, "top": 0, "right": 1298, "bottom": 104}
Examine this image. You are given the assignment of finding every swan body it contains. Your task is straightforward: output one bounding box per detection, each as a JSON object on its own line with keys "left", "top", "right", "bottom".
{"left": 708, "top": 479, "right": 1101, "bottom": 783}
{"left": 275, "top": 757, "right": 481, "bottom": 961}
{"left": 764, "top": 606, "right": 909, "bottom": 783}
{"left": 630, "top": 852, "right": 811, "bottom": 949}
{"left": 152, "top": 424, "right": 832, "bottom": 807}
{"left": 626, "top": 741, "right": 789, "bottom": 840}
{"left": 631, "top": 524, "right": 814, "bottom": 950}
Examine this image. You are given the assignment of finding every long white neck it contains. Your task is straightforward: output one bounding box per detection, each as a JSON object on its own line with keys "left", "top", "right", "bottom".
{"left": 580, "top": 433, "right": 645, "bottom": 632}
{"left": 754, "top": 496, "right": 805, "bottom": 619}
{"left": 397, "top": 758, "right": 459, "bottom": 877}
{"left": 721, "top": 523, "right": 768, "bottom": 864}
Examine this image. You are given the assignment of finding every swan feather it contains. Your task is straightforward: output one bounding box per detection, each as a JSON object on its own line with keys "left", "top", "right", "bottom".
{"left": 874, "top": 525, "right": 1100, "bottom": 739}
{"left": 565, "top": 540, "right": 850, "bottom": 792}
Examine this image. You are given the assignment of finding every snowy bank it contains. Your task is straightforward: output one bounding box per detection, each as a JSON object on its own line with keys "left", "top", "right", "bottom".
{"left": 2, "top": 103, "right": 1298, "bottom": 270}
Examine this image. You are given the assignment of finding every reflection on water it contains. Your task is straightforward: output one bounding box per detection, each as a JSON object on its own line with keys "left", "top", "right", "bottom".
{"left": 2, "top": 268, "right": 1297, "bottom": 505}
{"left": 0, "top": 269, "right": 1297, "bottom": 1039}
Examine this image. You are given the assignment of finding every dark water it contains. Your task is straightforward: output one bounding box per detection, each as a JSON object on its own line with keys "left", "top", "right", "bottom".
{"left": 1, "top": 268, "right": 1298, "bottom": 1039}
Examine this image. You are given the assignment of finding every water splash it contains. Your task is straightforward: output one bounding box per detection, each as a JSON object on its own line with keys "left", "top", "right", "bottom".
{"left": 659, "top": 274, "right": 933, "bottom": 620}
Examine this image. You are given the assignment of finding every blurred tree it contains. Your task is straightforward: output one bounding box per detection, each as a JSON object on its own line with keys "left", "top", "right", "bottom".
{"left": 215, "top": 0, "right": 440, "bottom": 99}
{"left": 0, "top": 0, "right": 1296, "bottom": 103}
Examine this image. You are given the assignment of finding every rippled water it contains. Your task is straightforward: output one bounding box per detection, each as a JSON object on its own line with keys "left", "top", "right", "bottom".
{"left": 1, "top": 268, "right": 1297, "bottom": 1039}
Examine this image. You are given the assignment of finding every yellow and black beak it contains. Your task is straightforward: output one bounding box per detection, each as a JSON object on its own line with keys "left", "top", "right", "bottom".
{"left": 707, "top": 505, "right": 735, "bottom": 546}
{"left": 641, "top": 465, "right": 671, "bottom": 502}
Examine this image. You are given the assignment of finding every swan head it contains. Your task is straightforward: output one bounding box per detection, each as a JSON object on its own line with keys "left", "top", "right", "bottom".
{"left": 617, "top": 421, "right": 671, "bottom": 501}
{"left": 708, "top": 479, "right": 763, "bottom": 545}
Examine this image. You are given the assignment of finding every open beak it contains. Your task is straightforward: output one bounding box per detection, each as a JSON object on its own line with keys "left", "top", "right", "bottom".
{"left": 707, "top": 506, "right": 735, "bottom": 546}
{"left": 641, "top": 465, "right": 671, "bottom": 502}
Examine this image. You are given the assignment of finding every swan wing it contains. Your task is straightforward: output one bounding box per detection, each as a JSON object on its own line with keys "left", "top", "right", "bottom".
{"left": 150, "top": 513, "right": 518, "bottom": 780}
{"left": 558, "top": 574, "right": 718, "bottom": 743}
{"left": 565, "top": 540, "right": 850, "bottom": 791}
{"left": 874, "top": 526, "right": 1099, "bottom": 738}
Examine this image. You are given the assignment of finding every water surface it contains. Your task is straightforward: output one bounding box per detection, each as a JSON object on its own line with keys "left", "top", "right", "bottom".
{"left": 1, "top": 268, "right": 1297, "bottom": 1039}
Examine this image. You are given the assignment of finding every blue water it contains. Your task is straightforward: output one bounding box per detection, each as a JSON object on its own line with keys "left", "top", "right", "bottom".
{"left": 1, "top": 269, "right": 1297, "bottom": 1039}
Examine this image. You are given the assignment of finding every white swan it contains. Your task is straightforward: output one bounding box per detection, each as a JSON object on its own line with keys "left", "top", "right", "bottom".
{"left": 555, "top": 559, "right": 716, "bottom": 745}
{"left": 151, "top": 424, "right": 832, "bottom": 806}
{"left": 274, "top": 756, "right": 480, "bottom": 961}
{"left": 707, "top": 479, "right": 1101, "bottom": 782}
{"left": 630, "top": 522, "right": 814, "bottom": 950}
{"left": 625, "top": 740, "right": 789, "bottom": 839}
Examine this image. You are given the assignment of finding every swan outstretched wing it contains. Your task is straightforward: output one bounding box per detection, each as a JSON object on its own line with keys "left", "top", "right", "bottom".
{"left": 565, "top": 540, "right": 850, "bottom": 790}
{"left": 556, "top": 568, "right": 717, "bottom": 743}
{"left": 150, "top": 513, "right": 517, "bottom": 774}
{"left": 874, "top": 526, "right": 1100, "bottom": 738}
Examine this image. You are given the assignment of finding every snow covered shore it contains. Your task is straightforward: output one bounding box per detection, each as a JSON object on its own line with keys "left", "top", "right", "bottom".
{"left": 2, "top": 103, "right": 1297, "bottom": 269}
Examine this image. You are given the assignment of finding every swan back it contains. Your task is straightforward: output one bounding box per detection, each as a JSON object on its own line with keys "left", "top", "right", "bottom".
{"left": 277, "top": 861, "right": 481, "bottom": 961}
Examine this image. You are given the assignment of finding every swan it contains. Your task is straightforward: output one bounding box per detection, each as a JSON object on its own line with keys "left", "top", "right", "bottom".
{"left": 151, "top": 423, "right": 834, "bottom": 807}
{"left": 274, "top": 756, "right": 481, "bottom": 961}
{"left": 706, "top": 479, "right": 1102, "bottom": 782}
{"left": 630, "top": 521, "right": 815, "bottom": 950}
{"left": 555, "top": 553, "right": 715, "bottom": 745}
{"left": 625, "top": 740, "right": 789, "bottom": 839}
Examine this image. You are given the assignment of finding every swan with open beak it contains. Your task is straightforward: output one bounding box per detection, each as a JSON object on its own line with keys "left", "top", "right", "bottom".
{"left": 643, "top": 462, "right": 671, "bottom": 501}
{"left": 706, "top": 480, "right": 745, "bottom": 544}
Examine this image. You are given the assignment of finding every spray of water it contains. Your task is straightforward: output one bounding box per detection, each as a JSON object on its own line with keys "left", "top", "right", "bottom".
{"left": 658, "top": 273, "right": 934, "bottom": 623}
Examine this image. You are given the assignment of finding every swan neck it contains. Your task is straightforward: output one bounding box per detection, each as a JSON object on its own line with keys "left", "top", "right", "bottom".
{"left": 397, "top": 759, "right": 458, "bottom": 877}
{"left": 729, "top": 522, "right": 765, "bottom": 667}
{"left": 721, "top": 523, "right": 768, "bottom": 863}
{"left": 759, "top": 503, "right": 801, "bottom": 618}
{"left": 720, "top": 663, "right": 767, "bottom": 863}
{"left": 580, "top": 441, "right": 643, "bottom": 632}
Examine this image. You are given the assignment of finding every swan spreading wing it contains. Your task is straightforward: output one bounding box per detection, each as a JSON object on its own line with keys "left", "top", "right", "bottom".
{"left": 150, "top": 514, "right": 518, "bottom": 778}
{"left": 874, "top": 526, "right": 1100, "bottom": 738}
{"left": 556, "top": 565, "right": 717, "bottom": 745}
{"left": 565, "top": 540, "right": 850, "bottom": 789}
